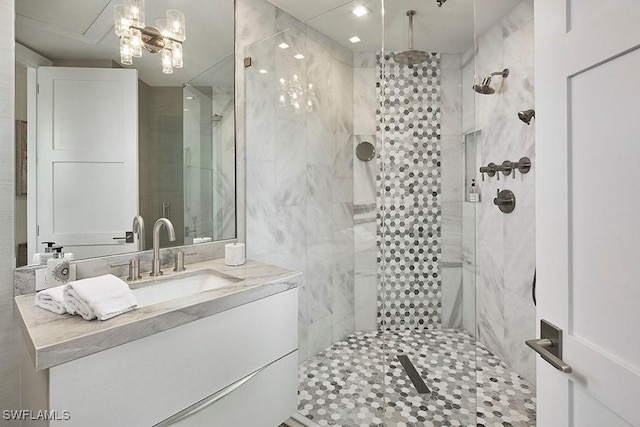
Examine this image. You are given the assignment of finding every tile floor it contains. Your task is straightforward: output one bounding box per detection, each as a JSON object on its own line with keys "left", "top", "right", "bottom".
{"left": 297, "top": 330, "right": 536, "bottom": 427}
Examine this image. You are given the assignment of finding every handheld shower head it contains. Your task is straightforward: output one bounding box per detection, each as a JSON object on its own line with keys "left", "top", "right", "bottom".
{"left": 473, "top": 68, "right": 509, "bottom": 95}
{"left": 518, "top": 109, "right": 535, "bottom": 125}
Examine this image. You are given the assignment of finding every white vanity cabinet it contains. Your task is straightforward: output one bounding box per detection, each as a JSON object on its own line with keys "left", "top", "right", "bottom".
{"left": 20, "top": 288, "right": 298, "bottom": 427}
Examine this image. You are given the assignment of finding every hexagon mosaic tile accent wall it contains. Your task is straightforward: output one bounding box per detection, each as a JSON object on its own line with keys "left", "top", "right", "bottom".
{"left": 376, "top": 53, "right": 443, "bottom": 331}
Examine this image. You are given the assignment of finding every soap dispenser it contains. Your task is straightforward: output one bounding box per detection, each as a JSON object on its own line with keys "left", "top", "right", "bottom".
{"left": 468, "top": 179, "right": 480, "bottom": 202}
{"left": 32, "top": 241, "right": 56, "bottom": 265}
{"left": 46, "top": 246, "right": 72, "bottom": 288}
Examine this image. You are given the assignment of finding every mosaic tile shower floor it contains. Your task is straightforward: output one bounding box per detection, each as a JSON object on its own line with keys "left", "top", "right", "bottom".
{"left": 298, "top": 330, "right": 536, "bottom": 427}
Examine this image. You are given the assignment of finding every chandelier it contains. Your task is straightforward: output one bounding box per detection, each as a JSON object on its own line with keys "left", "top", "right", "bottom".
{"left": 113, "top": 0, "right": 186, "bottom": 74}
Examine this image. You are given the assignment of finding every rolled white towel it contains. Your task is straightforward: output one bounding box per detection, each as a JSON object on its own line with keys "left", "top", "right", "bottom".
{"left": 35, "top": 285, "right": 70, "bottom": 315}
{"left": 63, "top": 274, "right": 138, "bottom": 321}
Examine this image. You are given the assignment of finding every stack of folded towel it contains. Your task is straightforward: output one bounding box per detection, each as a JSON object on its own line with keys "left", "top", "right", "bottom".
{"left": 35, "top": 274, "right": 138, "bottom": 321}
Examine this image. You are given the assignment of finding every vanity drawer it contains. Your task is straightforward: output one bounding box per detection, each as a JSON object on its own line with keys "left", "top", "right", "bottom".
{"left": 48, "top": 288, "right": 298, "bottom": 427}
{"left": 157, "top": 351, "right": 298, "bottom": 427}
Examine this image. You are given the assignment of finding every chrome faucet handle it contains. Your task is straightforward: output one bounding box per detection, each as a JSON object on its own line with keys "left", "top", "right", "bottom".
{"left": 111, "top": 258, "right": 142, "bottom": 281}
{"left": 173, "top": 251, "right": 197, "bottom": 272}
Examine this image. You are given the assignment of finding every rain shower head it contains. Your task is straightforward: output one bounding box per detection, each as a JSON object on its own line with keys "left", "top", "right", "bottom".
{"left": 518, "top": 109, "right": 535, "bottom": 125}
{"left": 473, "top": 68, "right": 509, "bottom": 95}
{"left": 393, "top": 10, "right": 430, "bottom": 66}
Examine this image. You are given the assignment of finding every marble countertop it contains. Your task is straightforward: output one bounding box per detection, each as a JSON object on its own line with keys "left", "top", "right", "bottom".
{"left": 15, "top": 258, "right": 301, "bottom": 371}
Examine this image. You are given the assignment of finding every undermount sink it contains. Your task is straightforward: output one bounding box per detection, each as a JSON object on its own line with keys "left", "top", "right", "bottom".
{"left": 132, "top": 270, "right": 240, "bottom": 307}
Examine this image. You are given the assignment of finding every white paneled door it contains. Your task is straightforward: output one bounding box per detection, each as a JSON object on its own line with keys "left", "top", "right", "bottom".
{"left": 35, "top": 67, "right": 138, "bottom": 259}
{"left": 535, "top": 2, "right": 640, "bottom": 426}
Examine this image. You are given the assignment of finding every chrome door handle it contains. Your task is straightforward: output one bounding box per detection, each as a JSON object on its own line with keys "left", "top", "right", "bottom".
{"left": 526, "top": 319, "right": 572, "bottom": 373}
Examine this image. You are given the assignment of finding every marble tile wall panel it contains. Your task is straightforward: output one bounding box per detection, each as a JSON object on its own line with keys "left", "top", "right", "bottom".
{"left": 462, "top": 201, "right": 477, "bottom": 336}
{"left": 441, "top": 265, "right": 463, "bottom": 329}
{"left": 240, "top": 0, "right": 354, "bottom": 361}
{"left": 353, "top": 55, "right": 377, "bottom": 136}
{"left": 353, "top": 220, "right": 377, "bottom": 332}
{"left": 0, "top": 0, "right": 19, "bottom": 416}
{"left": 440, "top": 55, "right": 462, "bottom": 137}
{"left": 461, "top": 48, "right": 476, "bottom": 134}
{"left": 464, "top": 0, "right": 536, "bottom": 385}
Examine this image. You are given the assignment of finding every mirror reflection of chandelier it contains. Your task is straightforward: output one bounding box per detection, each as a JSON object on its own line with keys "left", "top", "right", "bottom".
{"left": 279, "top": 74, "right": 316, "bottom": 112}
{"left": 113, "top": 0, "right": 186, "bottom": 74}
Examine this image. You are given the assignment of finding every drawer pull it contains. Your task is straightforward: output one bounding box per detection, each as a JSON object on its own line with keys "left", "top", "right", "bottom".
{"left": 154, "top": 365, "right": 267, "bottom": 426}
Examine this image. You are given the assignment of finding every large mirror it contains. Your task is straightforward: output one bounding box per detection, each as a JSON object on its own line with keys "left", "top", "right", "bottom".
{"left": 14, "top": 0, "right": 235, "bottom": 266}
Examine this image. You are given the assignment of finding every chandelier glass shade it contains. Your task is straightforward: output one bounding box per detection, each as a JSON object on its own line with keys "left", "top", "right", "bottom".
{"left": 113, "top": 0, "right": 186, "bottom": 74}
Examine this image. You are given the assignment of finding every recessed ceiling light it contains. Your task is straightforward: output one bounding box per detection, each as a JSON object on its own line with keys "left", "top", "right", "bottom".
{"left": 278, "top": 43, "right": 290, "bottom": 49}
{"left": 186, "top": 96, "right": 193, "bottom": 100}
{"left": 259, "top": 69, "right": 268, "bottom": 74}
{"left": 294, "top": 53, "right": 305, "bottom": 60}
{"left": 352, "top": 5, "right": 370, "bottom": 17}
{"left": 349, "top": 36, "right": 361, "bottom": 43}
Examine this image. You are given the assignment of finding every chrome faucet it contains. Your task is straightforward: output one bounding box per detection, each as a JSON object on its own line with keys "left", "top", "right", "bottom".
{"left": 150, "top": 218, "right": 176, "bottom": 276}
{"left": 132, "top": 215, "right": 145, "bottom": 251}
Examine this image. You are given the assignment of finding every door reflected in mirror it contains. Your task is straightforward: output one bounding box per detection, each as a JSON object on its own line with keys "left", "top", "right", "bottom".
{"left": 14, "top": 0, "right": 235, "bottom": 266}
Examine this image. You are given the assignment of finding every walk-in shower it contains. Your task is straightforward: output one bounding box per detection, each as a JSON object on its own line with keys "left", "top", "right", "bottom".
{"left": 243, "top": 0, "right": 536, "bottom": 425}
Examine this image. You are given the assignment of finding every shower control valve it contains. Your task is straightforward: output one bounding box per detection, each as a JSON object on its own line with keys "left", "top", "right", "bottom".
{"left": 512, "top": 157, "right": 532, "bottom": 175}
{"left": 499, "top": 160, "right": 514, "bottom": 178}
{"left": 479, "top": 163, "right": 497, "bottom": 181}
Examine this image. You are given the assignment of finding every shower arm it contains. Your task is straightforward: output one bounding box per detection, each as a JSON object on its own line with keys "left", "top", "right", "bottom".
{"left": 407, "top": 10, "right": 415, "bottom": 50}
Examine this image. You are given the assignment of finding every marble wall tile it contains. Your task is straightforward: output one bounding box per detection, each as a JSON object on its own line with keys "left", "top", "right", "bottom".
{"left": 297, "top": 283, "right": 309, "bottom": 362}
{"left": 0, "top": 0, "right": 18, "bottom": 416}
{"left": 353, "top": 68, "right": 377, "bottom": 135}
{"left": 308, "top": 315, "right": 333, "bottom": 357}
{"left": 502, "top": 0, "right": 534, "bottom": 38}
{"left": 440, "top": 65, "right": 462, "bottom": 136}
{"left": 465, "top": 0, "right": 536, "bottom": 384}
{"left": 275, "top": 7, "right": 301, "bottom": 33}
{"left": 353, "top": 52, "right": 377, "bottom": 69}
{"left": 461, "top": 56, "right": 476, "bottom": 133}
{"left": 354, "top": 274, "right": 377, "bottom": 331}
{"left": 333, "top": 312, "right": 355, "bottom": 344}
{"left": 236, "top": 0, "right": 277, "bottom": 46}
{"left": 441, "top": 53, "right": 462, "bottom": 71}
{"left": 333, "top": 59, "right": 355, "bottom": 137}
{"left": 441, "top": 135, "right": 463, "bottom": 203}
{"left": 241, "top": 0, "right": 354, "bottom": 361}
{"left": 307, "top": 242, "right": 333, "bottom": 323}
{"left": 441, "top": 201, "right": 463, "bottom": 264}
{"left": 274, "top": 118, "right": 307, "bottom": 206}
{"left": 441, "top": 266, "right": 463, "bottom": 329}
{"left": 462, "top": 262, "right": 477, "bottom": 336}
{"left": 334, "top": 133, "right": 354, "bottom": 179}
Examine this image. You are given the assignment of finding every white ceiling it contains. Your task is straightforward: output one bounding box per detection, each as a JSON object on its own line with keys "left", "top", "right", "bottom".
{"left": 15, "top": 0, "right": 523, "bottom": 86}
{"left": 268, "top": 0, "right": 523, "bottom": 53}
